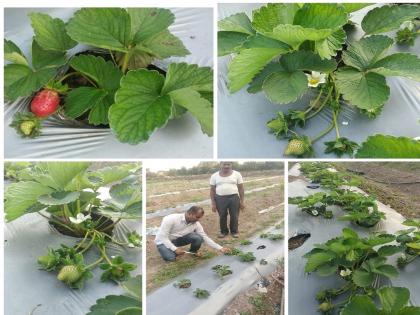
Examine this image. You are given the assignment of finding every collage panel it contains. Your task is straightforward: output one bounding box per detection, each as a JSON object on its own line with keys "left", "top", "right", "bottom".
{"left": 218, "top": 3, "right": 420, "bottom": 159}
{"left": 145, "top": 161, "right": 284, "bottom": 315}
{"left": 288, "top": 162, "right": 420, "bottom": 314}
{"left": 3, "top": 162, "right": 142, "bottom": 314}
{"left": 4, "top": 7, "right": 214, "bottom": 159}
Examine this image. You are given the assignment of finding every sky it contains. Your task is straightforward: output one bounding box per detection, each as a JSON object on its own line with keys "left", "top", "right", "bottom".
{"left": 144, "top": 160, "right": 202, "bottom": 172}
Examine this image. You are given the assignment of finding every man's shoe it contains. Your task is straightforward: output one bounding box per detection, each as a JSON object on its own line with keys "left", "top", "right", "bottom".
{"left": 218, "top": 234, "right": 228, "bottom": 238}
{"left": 231, "top": 233, "right": 239, "bottom": 238}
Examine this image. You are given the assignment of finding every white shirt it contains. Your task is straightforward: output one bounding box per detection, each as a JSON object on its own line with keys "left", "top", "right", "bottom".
{"left": 155, "top": 213, "right": 222, "bottom": 251}
{"left": 210, "top": 170, "right": 243, "bottom": 196}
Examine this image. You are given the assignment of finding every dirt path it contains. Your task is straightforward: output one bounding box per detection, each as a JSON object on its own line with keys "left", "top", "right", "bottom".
{"left": 335, "top": 163, "right": 420, "bottom": 219}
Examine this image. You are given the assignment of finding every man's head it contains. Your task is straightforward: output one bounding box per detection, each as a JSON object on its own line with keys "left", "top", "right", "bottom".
{"left": 185, "top": 206, "right": 204, "bottom": 223}
{"left": 220, "top": 161, "right": 233, "bottom": 172}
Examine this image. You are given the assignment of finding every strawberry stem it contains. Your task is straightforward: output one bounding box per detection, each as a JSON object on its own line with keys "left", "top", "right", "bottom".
{"left": 58, "top": 72, "right": 79, "bottom": 83}
{"left": 312, "top": 120, "right": 335, "bottom": 143}
{"left": 307, "top": 86, "right": 333, "bottom": 119}
{"left": 333, "top": 110, "right": 340, "bottom": 138}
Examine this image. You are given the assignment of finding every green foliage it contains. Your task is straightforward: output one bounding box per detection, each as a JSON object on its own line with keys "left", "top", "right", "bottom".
{"left": 238, "top": 251, "right": 256, "bottom": 262}
{"left": 5, "top": 8, "right": 213, "bottom": 143}
{"left": 218, "top": 3, "right": 420, "bottom": 158}
{"left": 193, "top": 288, "right": 210, "bottom": 299}
{"left": 356, "top": 135, "right": 420, "bottom": 158}
{"left": 173, "top": 278, "right": 192, "bottom": 288}
{"left": 100, "top": 256, "right": 137, "bottom": 283}
{"left": 212, "top": 264, "right": 233, "bottom": 278}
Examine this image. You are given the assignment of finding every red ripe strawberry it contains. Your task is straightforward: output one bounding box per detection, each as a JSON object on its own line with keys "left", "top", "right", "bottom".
{"left": 30, "top": 89, "right": 60, "bottom": 117}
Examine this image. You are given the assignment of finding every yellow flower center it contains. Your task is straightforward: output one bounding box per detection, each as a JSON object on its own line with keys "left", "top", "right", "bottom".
{"left": 309, "top": 77, "right": 319, "bottom": 85}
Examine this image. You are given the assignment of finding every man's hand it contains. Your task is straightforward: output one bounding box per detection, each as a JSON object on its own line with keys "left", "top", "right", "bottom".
{"left": 212, "top": 204, "right": 218, "bottom": 213}
{"left": 219, "top": 247, "right": 231, "bottom": 254}
{"left": 239, "top": 202, "right": 245, "bottom": 211}
{"left": 175, "top": 248, "right": 186, "bottom": 256}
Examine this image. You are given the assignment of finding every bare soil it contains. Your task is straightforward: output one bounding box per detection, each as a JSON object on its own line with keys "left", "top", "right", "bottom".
{"left": 223, "top": 264, "right": 284, "bottom": 315}
{"left": 335, "top": 162, "right": 420, "bottom": 219}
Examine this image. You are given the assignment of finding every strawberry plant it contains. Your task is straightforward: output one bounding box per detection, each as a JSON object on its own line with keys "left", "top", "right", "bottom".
{"left": 218, "top": 4, "right": 420, "bottom": 157}
{"left": 193, "top": 288, "right": 210, "bottom": 299}
{"left": 304, "top": 228, "right": 402, "bottom": 314}
{"left": 5, "top": 162, "right": 141, "bottom": 289}
{"left": 260, "top": 233, "right": 284, "bottom": 240}
{"left": 212, "top": 264, "right": 233, "bottom": 278}
{"left": 238, "top": 251, "right": 256, "bottom": 262}
{"left": 340, "top": 286, "right": 420, "bottom": 315}
{"left": 240, "top": 239, "right": 253, "bottom": 245}
{"left": 174, "top": 279, "right": 192, "bottom": 289}
{"left": 396, "top": 219, "right": 420, "bottom": 268}
{"left": 289, "top": 192, "right": 334, "bottom": 218}
{"left": 5, "top": 8, "right": 213, "bottom": 144}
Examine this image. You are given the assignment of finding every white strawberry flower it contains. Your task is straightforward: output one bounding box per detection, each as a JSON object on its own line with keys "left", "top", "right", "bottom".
{"left": 69, "top": 213, "right": 91, "bottom": 224}
{"left": 400, "top": 20, "right": 415, "bottom": 31}
{"left": 306, "top": 71, "right": 326, "bottom": 87}
{"left": 311, "top": 210, "right": 319, "bottom": 216}
{"left": 340, "top": 269, "right": 352, "bottom": 277}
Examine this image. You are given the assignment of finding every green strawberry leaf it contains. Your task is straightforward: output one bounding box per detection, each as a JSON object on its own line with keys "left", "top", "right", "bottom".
{"left": 162, "top": 63, "right": 213, "bottom": 94}
{"left": 38, "top": 191, "right": 81, "bottom": 206}
{"left": 138, "top": 29, "right": 189, "bottom": 59}
{"left": 29, "top": 12, "right": 77, "bottom": 51}
{"left": 304, "top": 251, "right": 336, "bottom": 273}
{"left": 342, "top": 35, "right": 394, "bottom": 71}
{"left": 268, "top": 24, "right": 333, "bottom": 50}
{"left": 109, "top": 69, "right": 172, "bottom": 144}
{"left": 263, "top": 71, "right": 307, "bottom": 104}
{"left": 4, "top": 39, "right": 28, "bottom": 65}
{"left": 341, "top": 295, "right": 379, "bottom": 315}
{"left": 219, "top": 12, "right": 255, "bottom": 35}
{"left": 335, "top": 67, "right": 389, "bottom": 110}
{"left": 87, "top": 295, "right": 141, "bottom": 315}
{"left": 315, "top": 28, "right": 346, "bottom": 59}
{"left": 169, "top": 88, "right": 213, "bottom": 136}
{"left": 5, "top": 181, "right": 54, "bottom": 221}
{"left": 64, "top": 87, "right": 108, "bottom": 120}
{"left": 128, "top": 8, "right": 175, "bottom": 43}
{"left": 251, "top": 4, "right": 300, "bottom": 33}
{"left": 218, "top": 31, "right": 249, "bottom": 56}
{"left": 362, "top": 4, "right": 420, "bottom": 35}
{"left": 262, "top": 50, "right": 336, "bottom": 104}
{"left": 340, "top": 3, "right": 372, "bottom": 13}
{"left": 46, "top": 162, "right": 90, "bottom": 190}
{"left": 356, "top": 135, "right": 420, "bottom": 158}
{"left": 66, "top": 8, "right": 131, "bottom": 52}
{"left": 247, "top": 62, "right": 285, "bottom": 93}
{"left": 66, "top": 55, "right": 122, "bottom": 124}
{"left": 370, "top": 53, "right": 420, "bottom": 82}
{"left": 4, "top": 39, "right": 66, "bottom": 101}
{"left": 377, "top": 287, "right": 410, "bottom": 315}
{"left": 69, "top": 55, "right": 122, "bottom": 92}
{"left": 31, "top": 40, "right": 66, "bottom": 70}
{"left": 352, "top": 270, "right": 374, "bottom": 287}
{"left": 227, "top": 47, "right": 289, "bottom": 92}
{"left": 293, "top": 3, "right": 348, "bottom": 31}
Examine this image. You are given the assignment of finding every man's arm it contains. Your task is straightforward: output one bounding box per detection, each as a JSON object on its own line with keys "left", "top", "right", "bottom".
{"left": 195, "top": 223, "right": 223, "bottom": 251}
{"left": 238, "top": 183, "right": 245, "bottom": 210}
{"left": 210, "top": 185, "right": 218, "bottom": 213}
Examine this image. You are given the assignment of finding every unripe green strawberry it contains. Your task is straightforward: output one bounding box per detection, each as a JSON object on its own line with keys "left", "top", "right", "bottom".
{"left": 38, "top": 255, "right": 56, "bottom": 269}
{"left": 20, "top": 120, "right": 36, "bottom": 136}
{"left": 57, "top": 265, "right": 82, "bottom": 283}
{"left": 285, "top": 139, "right": 307, "bottom": 155}
{"left": 111, "top": 267, "right": 124, "bottom": 278}
{"left": 318, "top": 302, "right": 333, "bottom": 313}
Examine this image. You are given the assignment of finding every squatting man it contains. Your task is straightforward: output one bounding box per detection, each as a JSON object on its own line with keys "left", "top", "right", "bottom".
{"left": 155, "top": 206, "right": 230, "bottom": 261}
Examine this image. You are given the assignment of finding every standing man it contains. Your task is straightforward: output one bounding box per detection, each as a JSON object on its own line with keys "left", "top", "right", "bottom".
{"left": 155, "top": 206, "right": 229, "bottom": 262}
{"left": 210, "top": 162, "right": 245, "bottom": 238}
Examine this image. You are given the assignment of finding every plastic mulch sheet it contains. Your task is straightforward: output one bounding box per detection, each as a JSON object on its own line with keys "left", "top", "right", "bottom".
{"left": 147, "top": 224, "right": 284, "bottom": 315}
{"left": 288, "top": 164, "right": 420, "bottom": 315}
{"left": 4, "top": 187, "right": 141, "bottom": 315}
{"left": 4, "top": 8, "right": 213, "bottom": 159}
{"left": 217, "top": 4, "right": 420, "bottom": 158}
